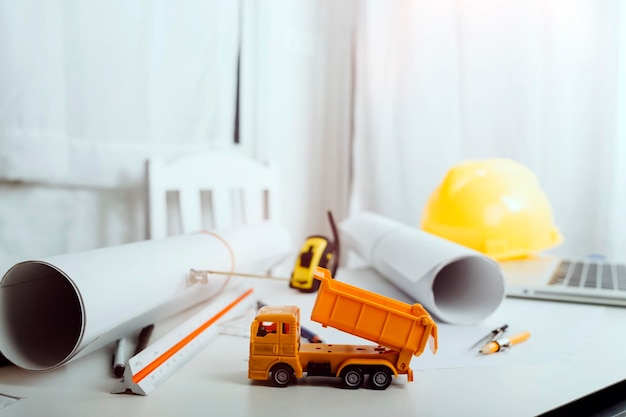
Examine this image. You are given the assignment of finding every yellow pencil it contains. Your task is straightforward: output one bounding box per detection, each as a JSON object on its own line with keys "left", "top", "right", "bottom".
{"left": 479, "top": 331, "right": 531, "bottom": 354}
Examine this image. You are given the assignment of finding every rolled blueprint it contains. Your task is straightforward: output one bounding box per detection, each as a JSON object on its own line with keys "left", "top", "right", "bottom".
{"left": 340, "top": 212, "right": 505, "bottom": 324}
{"left": 0, "top": 222, "right": 291, "bottom": 371}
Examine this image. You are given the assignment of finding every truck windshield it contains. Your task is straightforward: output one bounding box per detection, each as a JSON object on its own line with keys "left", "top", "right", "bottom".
{"left": 256, "top": 321, "right": 277, "bottom": 337}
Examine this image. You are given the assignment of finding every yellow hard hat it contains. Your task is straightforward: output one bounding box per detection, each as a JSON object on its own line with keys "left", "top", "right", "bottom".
{"left": 421, "top": 158, "right": 562, "bottom": 260}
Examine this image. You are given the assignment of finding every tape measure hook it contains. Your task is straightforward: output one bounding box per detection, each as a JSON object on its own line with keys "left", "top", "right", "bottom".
{"left": 188, "top": 269, "right": 210, "bottom": 286}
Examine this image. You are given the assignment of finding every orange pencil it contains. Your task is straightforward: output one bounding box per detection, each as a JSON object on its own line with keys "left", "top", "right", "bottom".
{"left": 479, "top": 331, "right": 531, "bottom": 354}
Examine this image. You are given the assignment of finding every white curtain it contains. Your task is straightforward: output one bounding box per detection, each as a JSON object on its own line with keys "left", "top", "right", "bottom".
{"left": 0, "top": 1, "right": 240, "bottom": 267}
{"left": 2, "top": 0, "right": 623, "bottom": 268}
{"left": 351, "top": 0, "right": 626, "bottom": 259}
{"left": 239, "top": 0, "right": 355, "bottom": 242}
{"left": 0, "top": 0, "right": 238, "bottom": 187}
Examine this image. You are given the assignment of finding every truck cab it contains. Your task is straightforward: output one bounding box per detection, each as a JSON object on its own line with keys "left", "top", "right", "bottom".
{"left": 248, "top": 306, "right": 303, "bottom": 385}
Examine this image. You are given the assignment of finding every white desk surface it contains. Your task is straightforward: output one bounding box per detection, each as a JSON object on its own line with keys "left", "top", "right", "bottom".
{"left": 0, "top": 267, "right": 624, "bottom": 417}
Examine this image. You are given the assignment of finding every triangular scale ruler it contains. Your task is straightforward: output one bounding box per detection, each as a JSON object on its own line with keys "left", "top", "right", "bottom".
{"left": 112, "top": 287, "right": 254, "bottom": 395}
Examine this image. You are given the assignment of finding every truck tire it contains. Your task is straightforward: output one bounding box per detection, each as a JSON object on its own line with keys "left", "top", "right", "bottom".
{"left": 269, "top": 363, "right": 294, "bottom": 387}
{"left": 340, "top": 366, "right": 364, "bottom": 389}
{"left": 369, "top": 367, "right": 392, "bottom": 390}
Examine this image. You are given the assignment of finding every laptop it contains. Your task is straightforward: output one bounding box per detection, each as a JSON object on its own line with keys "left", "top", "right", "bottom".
{"left": 499, "top": 255, "right": 626, "bottom": 307}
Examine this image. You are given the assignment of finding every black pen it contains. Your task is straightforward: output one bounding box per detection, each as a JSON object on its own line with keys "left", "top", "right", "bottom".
{"left": 300, "top": 324, "right": 323, "bottom": 343}
{"left": 111, "top": 324, "right": 155, "bottom": 378}
{"left": 112, "top": 337, "right": 128, "bottom": 378}
{"left": 133, "top": 324, "right": 155, "bottom": 356}
{"left": 257, "top": 301, "right": 323, "bottom": 343}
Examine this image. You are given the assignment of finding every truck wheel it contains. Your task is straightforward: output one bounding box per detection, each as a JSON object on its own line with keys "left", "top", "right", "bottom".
{"left": 269, "top": 363, "right": 294, "bottom": 387}
{"left": 369, "top": 367, "right": 392, "bottom": 390}
{"left": 341, "top": 366, "right": 364, "bottom": 389}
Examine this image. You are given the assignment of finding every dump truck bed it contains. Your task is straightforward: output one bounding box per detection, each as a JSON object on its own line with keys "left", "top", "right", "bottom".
{"left": 311, "top": 267, "right": 437, "bottom": 356}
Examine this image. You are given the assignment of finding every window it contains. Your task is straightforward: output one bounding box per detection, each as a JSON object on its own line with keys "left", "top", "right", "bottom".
{"left": 256, "top": 321, "right": 277, "bottom": 337}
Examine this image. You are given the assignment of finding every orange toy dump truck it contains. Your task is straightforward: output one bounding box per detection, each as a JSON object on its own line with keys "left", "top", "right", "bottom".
{"left": 248, "top": 267, "right": 438, "bottom": 389}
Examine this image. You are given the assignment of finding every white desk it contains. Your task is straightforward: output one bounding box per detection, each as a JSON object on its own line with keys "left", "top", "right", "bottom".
{"left": 0, "top": 267, "right": 624, "bottom": 417}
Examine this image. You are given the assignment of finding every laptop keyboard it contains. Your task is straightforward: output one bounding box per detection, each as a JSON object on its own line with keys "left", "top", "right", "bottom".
{"left": 549, "top": 260, "right": 626, "bottom": 291}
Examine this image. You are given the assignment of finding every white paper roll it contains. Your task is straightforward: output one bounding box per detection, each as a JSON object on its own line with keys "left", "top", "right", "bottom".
{"left": 340, "top": 212, "right": 505, "bottom": 324}
{"left": 0, "top": 222, "right": 291, "bottom": 371}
